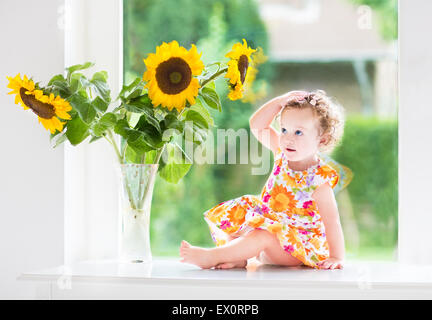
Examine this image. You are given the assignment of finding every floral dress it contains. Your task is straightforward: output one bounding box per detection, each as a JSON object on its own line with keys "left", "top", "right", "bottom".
{"left": 203, "top": 146, "right": 340, "bottom": 268}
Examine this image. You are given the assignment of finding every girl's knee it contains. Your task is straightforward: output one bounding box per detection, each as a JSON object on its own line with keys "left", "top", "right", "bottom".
{"left": 247, "top": 229, "right": 275, "bottom": 246}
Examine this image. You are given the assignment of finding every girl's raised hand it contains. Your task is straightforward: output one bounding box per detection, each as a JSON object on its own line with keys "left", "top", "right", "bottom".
{"left": 279, "top": 90, "right": 309, "bottom": 105}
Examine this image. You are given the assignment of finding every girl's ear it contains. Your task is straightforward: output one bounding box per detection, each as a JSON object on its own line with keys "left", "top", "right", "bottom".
{"left": 319, "top": 133, "right": 330, "bottom": 147}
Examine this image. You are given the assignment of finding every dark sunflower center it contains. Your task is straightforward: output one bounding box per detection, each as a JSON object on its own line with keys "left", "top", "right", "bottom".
{"left": 20, "top": 88, "right": 56, "bottom": 119}
{"left": 238, "top": 55, "right": 249, "bottom": 84}
{"left": 155, "top": 57, "right": 192, "bottom": 95}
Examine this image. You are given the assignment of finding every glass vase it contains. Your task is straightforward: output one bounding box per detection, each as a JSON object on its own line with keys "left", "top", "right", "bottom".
{"left": 117, "top": 163, "right": 158, "bottom": 263}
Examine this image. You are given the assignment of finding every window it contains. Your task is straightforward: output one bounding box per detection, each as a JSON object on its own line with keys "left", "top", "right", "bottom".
{"left": 123, "top": 0, "right": 398, "bottom": 261}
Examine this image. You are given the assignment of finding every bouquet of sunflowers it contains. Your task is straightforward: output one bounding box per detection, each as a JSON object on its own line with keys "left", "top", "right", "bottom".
{"left": 6, "top": 39, "right": 262, "bottom": 184}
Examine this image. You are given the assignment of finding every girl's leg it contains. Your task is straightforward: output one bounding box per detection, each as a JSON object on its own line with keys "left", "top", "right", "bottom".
{"left": 260, "top": 242, "right": 303, "bottom": 266}
{"left": 180, "top": 229, "right": 277, "bottom": 269}
{"left": 214, "top": 234, "right": 247, "bottom": 269}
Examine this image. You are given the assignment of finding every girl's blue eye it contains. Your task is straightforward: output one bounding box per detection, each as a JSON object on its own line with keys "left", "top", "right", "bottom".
{"left": 281, "top": 128, "right": 287, "bottom": 134}
{"left": 295, "top": 130, "right": 303, "bottom": 136}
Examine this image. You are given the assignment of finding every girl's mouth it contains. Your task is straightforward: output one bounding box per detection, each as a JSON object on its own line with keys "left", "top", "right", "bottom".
{"left": 286, "top": 148, "right": 296, "bottom": 152}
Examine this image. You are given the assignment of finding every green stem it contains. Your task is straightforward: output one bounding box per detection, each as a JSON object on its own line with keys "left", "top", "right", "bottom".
{"left": 121, "top": 140, "right": 129, "bottom": 163}
{"left": 103, "top": 133, "right": 122, "bottom": 164}
{"left": 122, "top": 99, "right": 190, "bottom": 211}
{"left": 104, "top": 131, "right": 137, "bottom": 209}
{"left": 107, "top": 129, "right": 122, "bottom": 163}
{"left": 137, "top": 165, "right": 157, "bottom": 209}
{"left": 136, "top": 152, "right": 147, "bottom": 209}
{"left": 200, "top": 66, "right": 228, "bottom": 88}
{"left": 154, "top": 144, "right": 166, "bottom": 166}
{"left": 151, "top": 106, "right": 186, "bottom": 166}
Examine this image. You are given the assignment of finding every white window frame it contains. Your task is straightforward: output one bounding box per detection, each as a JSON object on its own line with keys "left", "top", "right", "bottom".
{"left": 64, "top": 0, "right": 432, "bottom": 265}
{"left": 64, "top": 0, "right": 123, "bottom": 264}
{"left": 398, "top": 0, "right": 432, "bottom": 265}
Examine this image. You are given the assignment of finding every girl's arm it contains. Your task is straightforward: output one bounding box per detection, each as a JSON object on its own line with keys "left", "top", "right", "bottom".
{"left": 249, "top": 95, "right": 285, "bottom": 155}
{"left": 312, "top": 183, "right": 345, "bottom": 269}
{"left": 249, "top": 91, "right": 306, "bottom": 154}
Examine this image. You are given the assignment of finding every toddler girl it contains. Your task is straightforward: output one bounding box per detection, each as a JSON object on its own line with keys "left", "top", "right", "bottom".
{"left": 179, "top": 90, "right": 346, "bottom": 270}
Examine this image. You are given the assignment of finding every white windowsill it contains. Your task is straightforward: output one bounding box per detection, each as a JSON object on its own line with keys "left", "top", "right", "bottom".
{"left": 18, "top": 258, "right": 432, "bottom": 299}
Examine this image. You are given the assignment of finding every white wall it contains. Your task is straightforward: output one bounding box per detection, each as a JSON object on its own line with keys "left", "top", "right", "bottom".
{"left": 398, "top": 0, "right": 432, "bottom": 265}
{"left": 0, "top": 0, "right": 64, "bottom": 298}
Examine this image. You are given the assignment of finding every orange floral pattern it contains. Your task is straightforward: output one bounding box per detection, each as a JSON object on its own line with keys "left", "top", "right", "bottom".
{"left": 268, "top": 184, "right": 298, "bottom": 212}
{"left": 203, "top": 147, "right": 340, "bottom": 268}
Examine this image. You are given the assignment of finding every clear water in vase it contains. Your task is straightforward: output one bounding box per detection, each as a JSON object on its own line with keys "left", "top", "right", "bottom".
{"left": 117, "top": 163, "right": 158, "bottom": 263}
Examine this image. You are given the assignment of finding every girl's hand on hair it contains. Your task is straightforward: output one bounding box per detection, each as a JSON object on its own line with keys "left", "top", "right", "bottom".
{"left": 279, "top": 91, "right": 308, "bottom": 105}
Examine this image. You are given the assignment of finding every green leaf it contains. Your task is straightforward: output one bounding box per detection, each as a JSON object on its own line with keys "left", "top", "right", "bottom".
{"left": 205, "top": 80, "right": 216, "bottom": 90}
{"left": 115, "top": 118, "right": 162, "bottom": 153}
{"left": 92, "top": 96, "right": 109, "bottom": 113}
{"left": 92, "top": 71, "right": 108, "bottom": 82}
{"left": 117, "top": 77, "right": 142, "bottom": 101}
{"left": 143, "top": 149, "right": 158, "bottom": 164}
{"left": 65, "top": 116, "right": 90, "bottom": 145}
{"left": 90, "top": 77, "right": 111, "bottom": 103}
{"left": 159, "top": 114, "right": 184, "bottom": 142}
{"left": 158, "top": 143, "right": 192, "bottom": 184}
{"left": 161, "top": 113, "right": 184, "bottom": 132}
{"left": 66, "top": 62, "right": 95, "bottom": 81}
{"left": 47, "top": 75, "right": 70, "bottom": 97}
{"left": 135, "top": 113, "right": 161, "bottom": 133}
{"left": 183, "top": 124, "right": 207, "bottom": 145}
{"left": 49, "top": 128, "right": 62, "bottom": 141}
{"left": 69, "top": 72, "right": 90, "bottom": 93}
{"left": 91, "top": 112, "right": 117, "bottom": 137}
{"left": 123, "top": 146, "right": 158, "bottom": 164}
{"left": 51, "top": 132, "right": 68, "bottom": 148}
{"left": 67, "top": 93, "right": 96, "bottom": 124}
{"left": 136, "top": 125, "right": 164, "bottom": 149}
{"left": 127, "top": 130, "right": 156, "bottom": 153}
{"left": 185, "top": 109, "right": 209, "bottom": 129}
{"left": 48, "top": 74, "right": 66, "bottom": 86}
{"left": 114, "top": 118, "right": 132, "bottom": 138}
{"left": 126, "top": 84, "right": 144, "bottom": 100}
{"left": 133, "top": 94, "right": 153, "bottom": 107}
{"left": 200, "top": 82, "right": 222, "bottom": 112}
{"left": 125, "top": 94, "right": 153, "bottom": 113}
{"left": 89, "top": 135, "right": 103, "bottom": 144}
{"left": 124, "top": 144, "right": 142, "bottom": 163}
{"left": 190, "top": 97, "right": 215, "bottom": 127}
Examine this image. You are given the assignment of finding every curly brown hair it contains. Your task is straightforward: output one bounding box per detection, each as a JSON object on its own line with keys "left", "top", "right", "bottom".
{"left": 277, "top": 90, "right": 345, "bottom": 153}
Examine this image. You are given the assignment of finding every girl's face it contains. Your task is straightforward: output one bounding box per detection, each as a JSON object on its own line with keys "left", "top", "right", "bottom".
{"left": 279, "top": 107, "right": 324, "bottom": 162}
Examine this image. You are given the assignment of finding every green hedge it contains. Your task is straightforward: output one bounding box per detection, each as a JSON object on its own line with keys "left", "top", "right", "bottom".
{"left": 332, "top": 116, "right": 398, "bottom": 250}
{"left": 150, "top": 116, "right": 398, "bottom": 257}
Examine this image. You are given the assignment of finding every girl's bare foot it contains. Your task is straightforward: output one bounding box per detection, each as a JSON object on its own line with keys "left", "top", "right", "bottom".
{"left": 179, "top": 240, "right": 218, "bottom": 269}
{"left": 215, "top": 260, "right": 247, "bottom": 269}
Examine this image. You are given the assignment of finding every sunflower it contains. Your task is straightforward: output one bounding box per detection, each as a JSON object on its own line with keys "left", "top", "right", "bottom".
{"left": 238, "top": 46, "right": 268, "bottom": 103}
{"left": 6, "top": 74, "right": 72, "bottom": 134}
{"left": 142, "top": 40, "right": 204, "bottom": 113}
{"left": 6, "top": 74, "right": 35, "bottom": 109}
{"left": 224, "top": 38, "right": 256, "bottom": 101}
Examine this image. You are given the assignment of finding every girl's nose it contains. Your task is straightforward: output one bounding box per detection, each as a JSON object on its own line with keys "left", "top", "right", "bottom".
{"left": 282, "top": 134, "right": 295, "bottom": 144}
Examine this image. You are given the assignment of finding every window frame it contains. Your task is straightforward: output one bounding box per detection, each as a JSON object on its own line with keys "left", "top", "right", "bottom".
{"left": 64, "top": 0, "right": 431, "bottom": 265}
